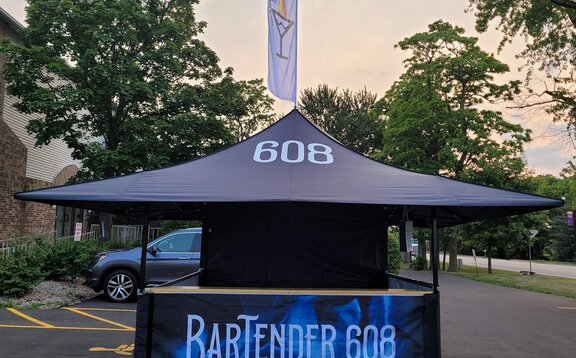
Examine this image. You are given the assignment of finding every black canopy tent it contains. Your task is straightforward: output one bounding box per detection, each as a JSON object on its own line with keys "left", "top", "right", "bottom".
{"left": 15, "top": 109, "right": 562, "bottom": 223}
{"left": 15, "top": 110, "right": 563, "bottom": 288}
{"left": 15, "top": 110, "right": 563, "bottom": 357}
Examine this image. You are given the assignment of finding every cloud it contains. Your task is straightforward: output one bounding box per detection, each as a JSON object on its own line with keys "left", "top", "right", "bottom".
{"left": 525, "top": 146, "right": 572, "bottom": 175}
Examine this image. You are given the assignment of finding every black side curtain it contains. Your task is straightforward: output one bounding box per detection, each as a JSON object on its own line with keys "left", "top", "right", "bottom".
{"left": 201, "top": 203, "right": 388, "bottom": 288}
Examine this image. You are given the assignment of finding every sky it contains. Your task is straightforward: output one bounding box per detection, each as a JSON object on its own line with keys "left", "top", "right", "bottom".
{"left": 1, "top": 0, "right": 572, "bottom": 176}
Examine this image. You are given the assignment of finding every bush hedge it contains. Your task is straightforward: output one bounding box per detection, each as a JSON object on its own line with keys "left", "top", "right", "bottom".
{"left": 411, "top": 255, "right": 428, "bottom": 271}
{"left": 0, "top": 235, "right": 117, "bottom": 297}
{"left": 0, "top": 245, "right": 45, "bottom": 297}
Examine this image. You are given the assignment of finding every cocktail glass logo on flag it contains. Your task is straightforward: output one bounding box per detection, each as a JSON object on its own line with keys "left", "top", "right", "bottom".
{"left": 268, "top": 0, "right": 297, "bottom": 102}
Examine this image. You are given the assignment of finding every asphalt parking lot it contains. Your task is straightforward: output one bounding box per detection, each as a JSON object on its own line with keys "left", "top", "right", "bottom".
{"left": 0, "top": 295, "right": 136, "bottom": 357}
{"left": 1, "top": 273, "right": 576, "bottom": 357}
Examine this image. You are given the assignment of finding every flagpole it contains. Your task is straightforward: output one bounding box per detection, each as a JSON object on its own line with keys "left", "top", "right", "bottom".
{"left": 293, "top": 0, "right": 298, "bottom": 109}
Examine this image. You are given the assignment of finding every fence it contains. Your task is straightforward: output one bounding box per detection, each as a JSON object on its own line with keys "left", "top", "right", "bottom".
{"left": 0, "top": 225, "right": 160, "bottom": 258}
{"left": 89, "top": 225, "right": 161, "bottom": 242}
{"left": 0, "top": 231, "right": 97, "bottom": 258}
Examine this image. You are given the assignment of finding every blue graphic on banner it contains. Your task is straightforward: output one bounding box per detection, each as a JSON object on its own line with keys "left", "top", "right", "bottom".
{"left": 135, "top": 292, "right": 432, "bottom": 358}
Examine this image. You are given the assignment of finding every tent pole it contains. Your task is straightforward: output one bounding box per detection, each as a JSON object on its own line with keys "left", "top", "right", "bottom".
{"left": 138, "top": 203, "right": 150, "bottom": 294}
{"left": 383, "top": 225, "right": 389, "bottom": 289}
{"left": 431, "top": 207, "right": 439, "bottom": 293}
{"left": 431, "top": 207, "right": 442, "bottom": 357}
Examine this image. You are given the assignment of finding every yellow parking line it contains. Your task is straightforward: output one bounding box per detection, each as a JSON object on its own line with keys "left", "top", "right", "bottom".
{"left": 6, "top": 308, "right": 55, "bottom": 328}
{"left": 62, "top": 307, "right": 134, "bottom": 331}
{"left": 65, "top": 307, "right": 136, "bottom": 313}
{"left": 90, "top": 344, "right": 134, "bottom": 356}
{"left": 0, "top": 324, "right": 47, "bottom": 329}
{"left": 0, "top": 324, "right": 134, "bottom": 331}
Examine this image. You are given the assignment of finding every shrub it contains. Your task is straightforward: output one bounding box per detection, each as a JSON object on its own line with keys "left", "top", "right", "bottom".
{"left": 41, "top": 238, "right": 101, "bottom": 280}
{"left": 411, "top": 255, "right": 428, "bottom": 271}
{"left": 0, "top": 235, "right": 104, "bottom": 298}
{"left": 387, "top": 232, "right": 403, "bottom": 274}
{"left": 0, "top": 245, "right": 46, "bottom": 297}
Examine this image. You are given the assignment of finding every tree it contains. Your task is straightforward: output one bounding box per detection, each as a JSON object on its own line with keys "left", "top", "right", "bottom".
{"left": 1, "top": 0, "right": 276, "bottom": 240}
{"left": 0, "top": 0, "right": 272, "bottom": 180}
{"left": 208, "top": 77, "right": 277, "bottom": 143}
{"left": 115, "top": 76, "right": 276, "bottom": 173}
{"left": 525, "top": 174, "right": 576, "bottom": 262}
{"left": 544, "top": 212, "right": 576, "bottom": 262}
{"left": 468, "top": 0, "right": 576, "bottom": 147}
{"left": 299, "top": 84, "right": 384, "bottom": 155}
{"left": 377, "top": 21, "right": 531, "bottom": 270}
{"left": 459, "top": 213, "right": 547, "bottom": 273}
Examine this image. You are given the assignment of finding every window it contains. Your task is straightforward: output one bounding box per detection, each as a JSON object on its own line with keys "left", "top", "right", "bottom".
{"left": 156, "top": 232, "right": 201, "bottom": 253}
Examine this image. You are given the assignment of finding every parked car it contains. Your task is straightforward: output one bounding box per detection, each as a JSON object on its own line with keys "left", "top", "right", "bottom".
{"left": 86, "top": 228, "right": 202, "bottom": 303}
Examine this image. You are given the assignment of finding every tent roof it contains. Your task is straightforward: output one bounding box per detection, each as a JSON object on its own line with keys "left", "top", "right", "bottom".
{"left": 15, "top": 110, "right": 562, "bottom": 227}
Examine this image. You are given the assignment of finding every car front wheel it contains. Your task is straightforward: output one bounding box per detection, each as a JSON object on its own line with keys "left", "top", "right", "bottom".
{"left": 104, "top": 270, "right": 137, "bottom": 303}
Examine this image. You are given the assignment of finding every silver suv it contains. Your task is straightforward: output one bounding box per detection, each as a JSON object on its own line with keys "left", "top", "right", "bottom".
{"left": 85, "top": 228, "right": 202, "bottom": 303}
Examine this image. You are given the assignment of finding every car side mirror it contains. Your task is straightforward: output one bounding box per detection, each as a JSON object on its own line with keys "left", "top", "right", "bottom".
{"left": 147, "top": 246, "right": 159, "bottom": 256}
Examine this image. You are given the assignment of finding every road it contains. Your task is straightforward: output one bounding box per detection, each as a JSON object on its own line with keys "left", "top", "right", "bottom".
{"left": 402, "top": 270, "right": 576, "bottom": 357}
{"left": 456, "top": 255, "right": 576, "bottom": 279}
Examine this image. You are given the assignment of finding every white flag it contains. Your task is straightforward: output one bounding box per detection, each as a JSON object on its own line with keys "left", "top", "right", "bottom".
{"left": 268, "top": 0, "right": 297, "bottom": 102}
{"left": 405, "top": 220, "right": 413, "bottom": 252}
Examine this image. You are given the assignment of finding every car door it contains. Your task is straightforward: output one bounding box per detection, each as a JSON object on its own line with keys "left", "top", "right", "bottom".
{"left": 145, "top": 231, "right": 201, "bottom": 284}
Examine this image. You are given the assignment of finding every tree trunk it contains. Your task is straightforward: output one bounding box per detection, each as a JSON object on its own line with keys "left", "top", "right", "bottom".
{"left": 442, "top": 243, "right": 447, "bottom": 271}
{"left": 99, "top": 212, "right": 113, "bottom": 241}
{"left": 442, "top": 231, "right": 448, "bottom": 271}
{"left": 418, "top": 237, "right": 427, "bottom": 258}
{"left": 447, "top": 236, "right": 458, "bottom": 271}
{"left": 487, "top": 245, "right": 493, "bottom": 274}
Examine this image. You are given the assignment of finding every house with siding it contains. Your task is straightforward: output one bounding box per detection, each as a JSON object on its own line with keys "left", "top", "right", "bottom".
{"left": 0, "top": 7, "right": 82, "bottom": 240}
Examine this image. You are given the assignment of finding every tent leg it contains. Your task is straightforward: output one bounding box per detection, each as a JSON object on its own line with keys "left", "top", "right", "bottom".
{"left": 383, "top": 225, "right": 389, "bottom": 289}
{"left": 430, "top": 207, "right": 439, "bottom": 293}
{"left": 138, "top": 203, "right": 150, "bottom": 294}
{"left": 430, "top": 207, "right": 442, "bottom": 357}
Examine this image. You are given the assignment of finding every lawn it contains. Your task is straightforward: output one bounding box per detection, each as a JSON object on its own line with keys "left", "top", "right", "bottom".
{"left": 448, "top": 265, "right": 576, "bottom": 299}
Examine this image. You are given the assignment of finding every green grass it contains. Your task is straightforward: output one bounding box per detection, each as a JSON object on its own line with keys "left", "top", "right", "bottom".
{"left": 448, "top": 266, "right": 576, "bottom": 299}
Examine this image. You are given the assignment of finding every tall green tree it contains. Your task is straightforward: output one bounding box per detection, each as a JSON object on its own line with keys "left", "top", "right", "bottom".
{"left": 299, "top": 84, "right": 384, "bottom": 155}
{"left": 377, "top": 21, "right": 532, "bottom": 270}
{"left": 468, "top": 0, "right": 576, "bottom": 147}
{"left": 544, "top": 212, "right": 576, "bottom": 262}
{"left": 0, "top": 0, "right": 272, "bottom": 180}
{"left": 525, "top": 174, "right": 576, "bottom": 262}
{"left": 211, "top": 77, "right": 277, "bottom": 142}
{"left": 378, "top": 21, "right": 527, "bottom": 177}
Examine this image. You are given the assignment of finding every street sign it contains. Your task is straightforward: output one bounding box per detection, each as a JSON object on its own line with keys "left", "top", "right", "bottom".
{"left": 74, "top": 223, "right": 83, "bottom": 242}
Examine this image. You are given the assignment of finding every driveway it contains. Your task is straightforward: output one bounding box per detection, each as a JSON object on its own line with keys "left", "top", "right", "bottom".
{"left": 457, "top": 255, "right": 576, "bottom": 279}
{"left": 404, "top": 270, "right": 576, "bottom": 357}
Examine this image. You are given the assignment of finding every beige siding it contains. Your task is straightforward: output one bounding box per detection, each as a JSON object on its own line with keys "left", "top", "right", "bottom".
{"left": 3, "top": 95, "right": 79, "bottom": 183}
